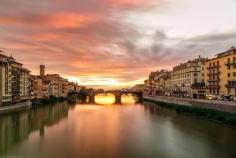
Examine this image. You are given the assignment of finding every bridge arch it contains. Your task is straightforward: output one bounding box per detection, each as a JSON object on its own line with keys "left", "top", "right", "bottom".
{"left": 79, "top": 90, "right": 143, "bottom": 104}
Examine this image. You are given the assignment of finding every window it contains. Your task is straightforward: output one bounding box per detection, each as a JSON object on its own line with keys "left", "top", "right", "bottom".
{"left": 228, "top": 73, "right": 231, "bottom": 78}
{"left": 194, "top": 73, "right": 198, "bottom": 77}
{"left": 234, "top": 72, "right": 236, "bottom": 77}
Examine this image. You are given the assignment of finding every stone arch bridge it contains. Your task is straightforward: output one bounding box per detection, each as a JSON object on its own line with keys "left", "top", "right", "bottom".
{"left": 75, "top": 90, "right": 143, "bottom": 104}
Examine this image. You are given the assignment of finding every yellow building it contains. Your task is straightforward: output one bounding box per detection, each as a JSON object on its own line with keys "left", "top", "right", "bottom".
{"left": 204, "top": 47, "right": 236, "bottom": 96}
{"left": 31, "top": 76, "right": 43, "bottom": 99}
{"left": 62, "top": 78, "right": 69, "bottom": 97}
{"left": 154, "top": 70, "right": 171, "bottom": 96}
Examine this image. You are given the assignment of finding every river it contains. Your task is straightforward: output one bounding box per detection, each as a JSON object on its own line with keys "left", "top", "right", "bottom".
{"left": 0, "top": 94, "right": 236, "bottom": 158}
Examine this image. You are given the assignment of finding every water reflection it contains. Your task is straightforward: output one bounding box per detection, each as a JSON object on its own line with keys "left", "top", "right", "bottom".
{"left": 95, "top": 93, "right": 115, "bottom": 105}
{"left": 121, "top": 94, "right": 137, "bottom": 105}
{"left": 94, "top": 93, "right": 138, "bottom": 105}
{"left": 0, "top": 102, "right": 70, "bottom": 155}
{"left": 1, "top": 100, "right": 236, "bottom": 158}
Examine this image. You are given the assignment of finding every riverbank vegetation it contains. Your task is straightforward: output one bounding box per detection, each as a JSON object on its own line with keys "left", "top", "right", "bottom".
{"left": 32, "top": 94, "right": 82, "bottom": 106}
{"left": 31, "top": 96, "right": 67, "bottom": 105}
{"left": 143, "top": 98, "right": 236, "bottom": 126}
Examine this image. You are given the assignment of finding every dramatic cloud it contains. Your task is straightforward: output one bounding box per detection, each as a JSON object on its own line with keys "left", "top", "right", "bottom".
{"left": 0, "top": 0, "right": 236, "bottom": 88}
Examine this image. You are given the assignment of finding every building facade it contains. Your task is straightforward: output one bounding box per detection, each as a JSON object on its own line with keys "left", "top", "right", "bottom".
{"left": 154, "top": 70, "right": 171, "bottom": 96}
{"left": 204, "top": 47, "right": 236, "bottom": 96}
{"left": 31, "top": 65, "right": 79, "bottom": 99}
{"left": 130, "top": 84, "right": 144, "bottom": 92}
{"left": 171, "top": 56, "right": 206, "bottom": 98}
{"left": 0, "top": 53, "right": 30, "bottom": 105}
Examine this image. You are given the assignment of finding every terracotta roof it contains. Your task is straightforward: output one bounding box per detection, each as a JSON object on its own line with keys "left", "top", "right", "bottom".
{"left": 216, "top": 47, "right": 236, "bottom": 56}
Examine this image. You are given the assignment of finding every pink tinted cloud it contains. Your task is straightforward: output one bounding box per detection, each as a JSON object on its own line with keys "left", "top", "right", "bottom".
{"left": 0, "top": 0, "right": 177, "bottom": 86}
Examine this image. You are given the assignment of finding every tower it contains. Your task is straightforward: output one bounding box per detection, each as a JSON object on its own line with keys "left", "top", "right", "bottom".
{"left": 40, "top": 65, "right": 45, "bottom": 77}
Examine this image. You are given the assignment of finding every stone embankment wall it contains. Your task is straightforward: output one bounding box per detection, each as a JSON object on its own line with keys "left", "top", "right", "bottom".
{"left": 144, "top": 96, "right": 236, "bottom": 113}
{"left": 0, "top": 101, "right": 32, "bottom": 113}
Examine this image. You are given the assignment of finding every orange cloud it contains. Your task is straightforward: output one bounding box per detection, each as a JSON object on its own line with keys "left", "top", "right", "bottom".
{"left": 48, "top": 13, "right": 98, "bottom": 29}
{"left": 110, "top": 0, "right": 150, "bottom": 7}
{"left": 0, "top": 0, "right": 174, "bottom": 88}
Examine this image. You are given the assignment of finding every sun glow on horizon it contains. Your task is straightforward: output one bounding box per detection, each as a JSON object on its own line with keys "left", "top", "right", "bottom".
{"left": 66, "top": 76, "right": 145, "bottom": 88}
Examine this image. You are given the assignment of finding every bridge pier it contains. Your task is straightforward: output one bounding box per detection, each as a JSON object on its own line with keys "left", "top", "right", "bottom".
{"left": 115, "top": 94, "right": 122, "bottom": 104}
{"left": 88, "top": 94, "right": 95, "bottom": 104}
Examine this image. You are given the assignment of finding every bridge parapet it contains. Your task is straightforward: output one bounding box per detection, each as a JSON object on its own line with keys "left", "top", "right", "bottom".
{"left": 79, "top": 90, "right": 143, "bottom": 104}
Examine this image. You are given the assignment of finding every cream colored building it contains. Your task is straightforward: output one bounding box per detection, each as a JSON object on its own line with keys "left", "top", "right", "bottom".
{"left": 204, "top": 47, "right": 236, "bottom": 96}
{"left": 0, "top": 58, "right": 12, "bottom": 103}
{"left": 0, "top": 53, "right": 30, "bottom": 105}
{"left": 44, "top": 74, "right": 62, "bottom": 97}
{"left": 171, "top": 56, "right": 206, "bottom": 98}
{"left": 68, "top": 82, "right": 76, "bottom": 92}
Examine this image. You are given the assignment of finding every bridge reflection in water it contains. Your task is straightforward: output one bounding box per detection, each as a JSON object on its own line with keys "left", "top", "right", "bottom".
{"left": 95, "top": 93, "right": 115, "bottom": 105}
{"left": 94, "top": 93, "right": 138, "bottom": 105}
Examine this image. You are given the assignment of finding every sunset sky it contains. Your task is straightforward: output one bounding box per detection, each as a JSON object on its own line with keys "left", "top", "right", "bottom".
{"left": 0, "top": 0, "right": 236, "bottom": 88}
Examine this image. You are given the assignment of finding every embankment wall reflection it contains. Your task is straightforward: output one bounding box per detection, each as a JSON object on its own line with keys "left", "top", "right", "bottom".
{"left": 0, "top": 102, "right": 70, "bottom": 155}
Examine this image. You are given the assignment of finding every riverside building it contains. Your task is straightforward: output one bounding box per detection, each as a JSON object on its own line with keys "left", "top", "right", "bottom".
{"left": 204, "top": 47, "right": 236, "bottom": 96}
{"left": 171, "top": 56, "right": 207, "bottom": 98}
{"left": 154, "top": 70, "right": 171, "bottom": 96}
{"left": 0, "top": 53, "right": 30, "bottom": 105}
{"left": 31, "top": 65, "right": 80, "bottom": 99}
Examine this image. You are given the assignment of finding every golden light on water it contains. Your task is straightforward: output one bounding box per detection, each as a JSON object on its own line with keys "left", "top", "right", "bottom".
{"left": 95, "top": 93, "right": 115, "bottom": 105}
{"left": 121, "top": 94, "right": 137, "bottom": 105}
{"left": 94, "top": 93, "right": 137, "bottom": 105}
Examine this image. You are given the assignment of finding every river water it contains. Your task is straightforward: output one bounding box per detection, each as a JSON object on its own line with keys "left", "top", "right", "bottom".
{"left": 0, "top": 94, "right": 236, "bottom": 158}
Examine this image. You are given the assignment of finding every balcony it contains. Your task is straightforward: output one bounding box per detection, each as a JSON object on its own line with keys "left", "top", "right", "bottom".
{"left": 225, "top": 61, "right": 236, "bottom": 66}
{"left": 191, "top": 83, "right": 205, "bottom": 89}
{"left": 225, "top": 84, "right": 236, "bottom": 88}
{"left": 207, "top": 78, "right": 221, "bottom": 82}
{"left": 207, "top": 65, "right": 220, "bottom": 69}
{"left": 206, "top": 85, "right": 220, "bottom": 89}
{"left": 207, "top": 71, "right": 221, "bottom": 76}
